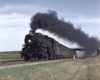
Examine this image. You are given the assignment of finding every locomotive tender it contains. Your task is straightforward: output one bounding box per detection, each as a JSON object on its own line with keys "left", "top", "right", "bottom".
{"left": 20, "top": 30, "right": 76, "bottom": 61}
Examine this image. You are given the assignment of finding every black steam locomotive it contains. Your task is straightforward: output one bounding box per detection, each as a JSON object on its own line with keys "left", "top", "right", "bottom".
{"left": 20, "top": 30, "right": 75, "bottom": 61}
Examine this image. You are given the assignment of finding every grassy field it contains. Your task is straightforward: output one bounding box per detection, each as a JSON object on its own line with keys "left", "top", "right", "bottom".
{"left": 0, "top": 51, "right": 21, "bottom": 59}
{"left": 0, "top": 56, "right": 100, "bottom": 80}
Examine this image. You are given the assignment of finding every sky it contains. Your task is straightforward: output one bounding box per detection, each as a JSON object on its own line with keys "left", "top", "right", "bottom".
{"left": 0, "top": 0, "right": 100, "bottom": 51}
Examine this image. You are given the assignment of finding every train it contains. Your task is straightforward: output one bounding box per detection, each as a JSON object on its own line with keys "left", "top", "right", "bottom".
{"left": 20, "top": 30, "right": 76, "bottom": 61}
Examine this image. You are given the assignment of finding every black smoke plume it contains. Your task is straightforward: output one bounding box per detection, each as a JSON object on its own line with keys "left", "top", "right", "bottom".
{"left": 30, "top": 10, "right": 100, "bottom": 55}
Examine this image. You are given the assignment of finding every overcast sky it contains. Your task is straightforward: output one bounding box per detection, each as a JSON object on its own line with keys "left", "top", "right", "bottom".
{"left": 0, "top": 0, "right": 100, "bottom": 51}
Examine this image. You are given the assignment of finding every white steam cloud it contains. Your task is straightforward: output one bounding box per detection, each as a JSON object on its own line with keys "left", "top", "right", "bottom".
{"left": 36, "top": 29, "right": 81, "bottom": 48}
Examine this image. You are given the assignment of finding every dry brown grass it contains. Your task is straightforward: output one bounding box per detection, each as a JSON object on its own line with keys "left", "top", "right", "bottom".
{"left": 0, "top": 57, "right": 100, "bottom": 80}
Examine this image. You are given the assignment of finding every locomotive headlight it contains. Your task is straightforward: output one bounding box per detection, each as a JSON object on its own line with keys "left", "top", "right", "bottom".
{"left": 28, "top": 39, "right": 31, "bottom": 43}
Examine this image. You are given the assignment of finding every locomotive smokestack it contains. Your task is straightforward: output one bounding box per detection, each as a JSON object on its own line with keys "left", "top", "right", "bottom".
{"left": 30, "top": 10, "right": 100, "bottom": 55}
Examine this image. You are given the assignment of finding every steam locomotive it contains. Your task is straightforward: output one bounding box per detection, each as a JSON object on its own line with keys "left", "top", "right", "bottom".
{"left": 20, "top": 30, "right": 75, "bottom": 61}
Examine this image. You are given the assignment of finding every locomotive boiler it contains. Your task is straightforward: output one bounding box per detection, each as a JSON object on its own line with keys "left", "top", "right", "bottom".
{"left": 20, "top": 30, "right": 76, "bottom": 61}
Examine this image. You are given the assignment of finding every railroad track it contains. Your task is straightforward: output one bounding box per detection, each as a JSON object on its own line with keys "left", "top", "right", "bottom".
{"left": 0, "top": 59, "right": 25, "bottom": 66}
{"left": 0, "top": 59, "right": 63, "bottom": 70}
{"left": 1, "top": 59, "right": 23, "bottom": 63}
{"left": 0, "top": 58, "right": 66, "bottom": 67}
